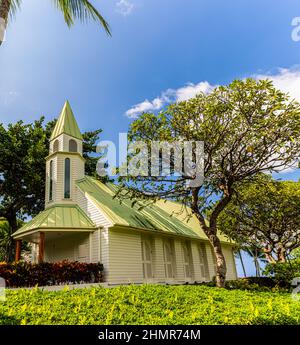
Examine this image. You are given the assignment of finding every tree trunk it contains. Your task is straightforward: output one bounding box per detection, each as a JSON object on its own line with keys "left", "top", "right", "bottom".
{"left": 263, "top": 248, "right": 276, "bottom": 263}
{"left": 238, "top": 250, "right": 247, "bottom": 277}
{"left": 191, "top": 187, "right": 229, "bottom": 288}
{"left": 250, "top": 248, "right": 261, "bottom": 277}
{"left": 206, "top": 230, "right": 227, "bottom": 287}
{"left": 0, "top": 0, "right": 11, "bottom": 45}
{"left": 254, "top": 257, "right": 260, "bottom": 277}
{"left": 277, "top": 247, "right": 286, "bottom": 263}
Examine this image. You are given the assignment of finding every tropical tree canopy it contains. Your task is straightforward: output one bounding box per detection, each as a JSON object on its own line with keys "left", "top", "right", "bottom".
{"left": 218, "top": 174, "right": 300, "bottom": 263}
{"left": 117, "top": 78, "right": 300, "bottom": 287}
{"left": 0, "top": 117, "right": 103, "bottom": 261}
{"left": 0, "top": 218, "right": 26, "bottom": 262}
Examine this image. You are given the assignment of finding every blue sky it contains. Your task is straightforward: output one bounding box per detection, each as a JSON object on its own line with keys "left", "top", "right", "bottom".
{"left": 1, "top": 0, "right": 300, "bottom": 276}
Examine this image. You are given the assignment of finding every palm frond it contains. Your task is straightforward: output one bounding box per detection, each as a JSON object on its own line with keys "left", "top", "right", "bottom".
{"left": 9, "top": 0, "right": 21, "bottom": 19}
{"left": 52, "top": 0, "right": 111, "bottom": 35}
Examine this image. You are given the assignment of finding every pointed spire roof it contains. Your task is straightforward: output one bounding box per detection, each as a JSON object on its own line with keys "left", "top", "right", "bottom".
{"left": 50, "top": 101, "right": 83, "bottom": 141}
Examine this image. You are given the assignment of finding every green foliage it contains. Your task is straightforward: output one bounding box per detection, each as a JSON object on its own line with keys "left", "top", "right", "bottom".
{"left": 0, "top": 219, "right": 27, "bottom": 261}
{"left": 218, "top": 174, "right": 300, "bottom": 263}
{"left": 224, "top": 278, "right": 286, "bottom": 292}
{"left": 0, "top": 117, "right": 102, "bottom": 261}
{"left": 291, "top": 248, "right": 300, "bottom": 259}
{"left": 264, "top": 259, "right": 300, "bottom": 287}
{"left": 0, "top": 285, "right": 299, "bottom": 325}
{"left": 121, "top": 79, "right": 300, "bottom": 210}
{"left": 82, "top": 128, "right": 111, "bottom": 183}
{"left": 203, "top": 277, "right": 288, "bottom": 292}
{"left": 0, "top": 260, "right": 103, "bottom": 287}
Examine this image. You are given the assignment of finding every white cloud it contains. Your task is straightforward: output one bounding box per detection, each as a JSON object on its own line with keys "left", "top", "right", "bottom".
{"left": 175, "top": 81, "right": 214, "bottom": 102}
{"left": 125, "top": 81, "right": 214, "bottom": 118}
{"left": 0, "top": 90, "right": 19, "bottom": 106}
{"left": 125, "top": 67, "right": 300, "bottom": 173}
{"left": 125, "top": 66, "right": 300, "bottom": 118}
{"left": 254, "top": 67, "right": 300, "bottom": 102}
{"left": 125, "top": 97, "right": 164, "bottom": 118}
{"left": 116, "top": 0, "right": 134, "bottom": 16}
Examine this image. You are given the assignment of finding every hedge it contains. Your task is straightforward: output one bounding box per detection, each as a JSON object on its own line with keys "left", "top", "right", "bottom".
{"left": 264, "top": 259, "right": 300, "bottom": 287}
{"left": 222, "top": 277, "right": 288, "bottom": 292}
{"left": 0, "top": 285, "right": 299, "bottom": 325}
{"left": 0, "top": 261, "right": 104, "bottom": 287}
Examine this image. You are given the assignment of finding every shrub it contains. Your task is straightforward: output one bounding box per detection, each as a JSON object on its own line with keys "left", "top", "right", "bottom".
{"left": 263, "top": 259, "right": 300, "bottom": 288}
{"left": 224, "top": 277, "right": 287, "bottom": 292}
{"left": 202, "top": 277, "right": 284, "bottom": 292}
{"left": 0, "top": 285, "right": 299, "bottom": 325}
{"left": 0, "top": 260, "right": 104, "bottom": 287}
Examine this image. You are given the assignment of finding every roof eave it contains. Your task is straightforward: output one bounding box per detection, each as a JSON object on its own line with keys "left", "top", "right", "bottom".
{"left": 13, "top": 226, "right": 97, "bottom": 239}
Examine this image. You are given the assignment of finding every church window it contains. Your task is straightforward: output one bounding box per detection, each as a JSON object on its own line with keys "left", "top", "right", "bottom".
{"left": 69, "top": 139, "right": 77, "bottom": 153}
{"left": 64, "top": 158, "right": 71, "bottom": 199}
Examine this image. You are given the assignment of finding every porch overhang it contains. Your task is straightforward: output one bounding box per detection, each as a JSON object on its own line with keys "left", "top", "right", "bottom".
{"left": 13, "top": 227, "right": 96, "bottom": 242}
{"left": 12, "top": 204, "right": 96, "bottom": 241}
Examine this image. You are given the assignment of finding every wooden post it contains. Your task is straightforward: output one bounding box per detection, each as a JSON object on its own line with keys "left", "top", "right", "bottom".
{"left": 38, "top": 232, "right": 45, "bottom": 263}
{"left": 15, "top": 240, "right": 22, "bottom": 261}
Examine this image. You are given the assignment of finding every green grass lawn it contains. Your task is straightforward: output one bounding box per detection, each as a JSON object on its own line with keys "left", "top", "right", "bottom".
{"left": 0, "top": 285, "right": 299, "bottom": 325}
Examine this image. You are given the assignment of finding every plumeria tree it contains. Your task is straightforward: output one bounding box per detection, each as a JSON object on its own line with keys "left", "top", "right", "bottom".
{"left": 117, "top": 79, "right": 300, "bottom": 287}
{"left": 218, "top": 174, "right": 300, "bottom": 264}
{"left": 0, "top": 0, "right": 111, "bottom": 45}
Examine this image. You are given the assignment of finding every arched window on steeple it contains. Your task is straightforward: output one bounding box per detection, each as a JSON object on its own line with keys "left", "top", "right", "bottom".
{"left": 49, "top": 160, "right": 53, "bottom": 201}
{"left": 69, "top": 139, "right": 77, "bottom": 153}
{"left": 64, "top": 158, "right": 71, "bottom": 199}
{"left": 53, "top": 140, "right": 59, "bottom": 152}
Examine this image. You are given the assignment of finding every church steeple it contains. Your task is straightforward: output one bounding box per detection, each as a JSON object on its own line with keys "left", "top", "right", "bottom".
{"left": 45, "top": 101, "right": 85, "bottom": 207}
{"left": 50, "top": 101, "right": 83, "bottom": 141}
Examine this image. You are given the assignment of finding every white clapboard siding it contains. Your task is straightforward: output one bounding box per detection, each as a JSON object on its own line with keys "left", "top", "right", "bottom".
{"left": 55, "top": 155, "right": 64, "bottom": 201}
{"left": 174, "top": 239, "right": 185, "bottom": 282}
{"left": 62, "top": 134, "right": 83, "bottom": 153}
{"left": 89, "top": 229, "right": 101, "bottom": 263}
{"left": 100, "top": 228, "right": 109, "bottom": 280}
{"left": 76, "top": 188, "right": 112, "bottom": 228}
{"left": 46, "top": 152, "right": 84, "bottom": 205}
{"left": 50, "top": 134, "right": 83, "bottom": 156}
{"left": 223, "top": 245, "right": 237, "bottom": 280}
{"left": 152, "top": 237, "right": 166, "bottom": 282}
{"left": 107, "top": 228, "right": 144, "bottom": 284}
{"left": 76, "top": 189, "right": 113, "bottom": 270}
{"left": 49, "top": 134, "right": 64, "bottom": 154}
{"left": 197, "top": 242, "right": 237, "bottom": 281}
{"left": 191, "top": 242, "right": 203, "bottom": 281}
{"left": 44, "top": 233, "right": 90, "bottom": 263}
{"left": 45, "top": 156, "right": 58, "bottom": 207}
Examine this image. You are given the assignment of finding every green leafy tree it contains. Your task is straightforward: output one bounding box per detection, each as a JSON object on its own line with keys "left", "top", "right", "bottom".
{"left": 82, "top": 129, "right": 104, "bottom": 178}
{"left": 0, "top": 218, "right": 11, "bottom": 261}
{"left": 0, "top": 0, "right": 111, "bottom": 45}
{"left": 291, "top": 247, "right": 300, "bottom": 259}
{"left": 0, "top": 117, "right": 102, "bottom": 262}
{"left": 117, "top": 79, "right": 300, "bottom": 287}
{"left": 0, "top": 218, "right": 26, "bottom": 261}
{"left": 218, "top": 174, "right": 300, "bottom": 264}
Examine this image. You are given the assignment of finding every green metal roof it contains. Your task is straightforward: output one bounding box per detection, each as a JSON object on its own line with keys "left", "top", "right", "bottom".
{"left": 13, "top": 204, "right": 95, "bottom": 237}
{"left": 12, "top": 177, "right": 231, "bottom": 243}
{"left": 77, "top": 177, "right": 230, "bottom": 242}
{"left": 50, "top": 101, "right": 83, "bottom": 141}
